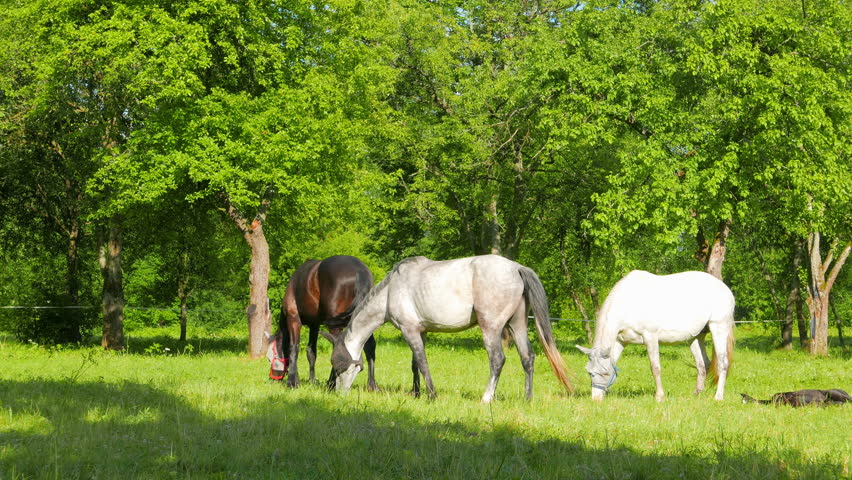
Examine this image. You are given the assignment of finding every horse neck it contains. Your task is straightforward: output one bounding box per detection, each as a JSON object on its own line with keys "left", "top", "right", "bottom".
{"left": 343, "top": 283, "right": 389, "bottom": 357}
{"left": 591, "top": 312, "right": 620, "bottom": 353}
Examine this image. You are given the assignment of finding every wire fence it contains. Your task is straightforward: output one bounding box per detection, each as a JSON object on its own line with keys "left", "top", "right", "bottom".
{"left": 0, "top": 305, "right": 786, "bottom": 324}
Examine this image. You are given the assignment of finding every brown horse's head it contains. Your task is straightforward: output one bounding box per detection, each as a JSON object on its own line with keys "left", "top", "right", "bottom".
{"left": 265, "top": 331, "right": 288, "bottom": 380}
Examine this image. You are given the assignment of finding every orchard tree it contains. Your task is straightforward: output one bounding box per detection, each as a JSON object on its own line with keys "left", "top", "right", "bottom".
{"left": 93, "top": 0, "right": 398, "bottom": 358}
{"left": 1, "top": 1, "right": 210, "bottom": 345}
{"left": 370, "top": 0, "right": 634, "bottom": 266}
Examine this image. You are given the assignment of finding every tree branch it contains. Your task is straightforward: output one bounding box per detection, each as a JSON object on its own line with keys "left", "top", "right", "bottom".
{"left": 221, "top": 192, "right": 248, "bottom": 234}
{"left": 825, "top": 241, "right": 851, "bottom": 295}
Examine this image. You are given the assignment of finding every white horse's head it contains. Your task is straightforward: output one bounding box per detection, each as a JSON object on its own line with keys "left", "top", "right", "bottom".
{"left": 331, "top": 336, "right": 363, "bottom": 393}
{"left": 576, "top": 345, "right": 618, "bottom": 402}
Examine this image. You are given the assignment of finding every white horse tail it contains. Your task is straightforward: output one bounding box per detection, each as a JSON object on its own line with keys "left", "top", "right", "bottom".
{"left": 708, "top": 323, "right": 734, "bottom": 384}
{"left": 518, "top": 266, "right": 576, "bottom": 394}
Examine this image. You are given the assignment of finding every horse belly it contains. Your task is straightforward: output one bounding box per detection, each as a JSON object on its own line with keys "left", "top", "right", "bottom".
{"left": 418, "top": 303, "right": 476, "bottom": 332}
{"left": 617, "top": 318, "right": 705, "bottom": 344}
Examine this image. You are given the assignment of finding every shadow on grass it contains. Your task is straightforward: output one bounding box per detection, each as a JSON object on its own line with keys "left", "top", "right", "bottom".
{"left": 0, "top": 379, "right": 843, "bottom": 479}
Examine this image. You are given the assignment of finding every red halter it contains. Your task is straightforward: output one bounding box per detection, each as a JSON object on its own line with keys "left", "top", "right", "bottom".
{"left": 268, "top": 339, "right": 289, "bottom": 380}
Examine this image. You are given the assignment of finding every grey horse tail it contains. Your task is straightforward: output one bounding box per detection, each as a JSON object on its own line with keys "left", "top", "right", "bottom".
{"left": 518, "top": 266, "right": 576, "bottom": 394}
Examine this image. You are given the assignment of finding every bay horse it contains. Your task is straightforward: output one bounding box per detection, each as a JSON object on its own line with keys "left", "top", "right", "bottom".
{"left": 330, "top": 255, "right": 575, "bottom": 403}
{"left": 267, "top": 255, "right": 377, "bottom": 390}
{"left": 576, "top": 270, "right": 735, "bottom": 402}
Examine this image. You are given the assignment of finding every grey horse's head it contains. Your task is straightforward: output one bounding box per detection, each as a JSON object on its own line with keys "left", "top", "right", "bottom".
{"left": 331, "top": 336, "right": 362, "bottom": 393}
{"left": 576, "top": 345, "right": 618, "bottom": 401}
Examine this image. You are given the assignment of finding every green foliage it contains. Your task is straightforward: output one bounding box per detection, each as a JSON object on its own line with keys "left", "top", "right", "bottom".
{"left": 1, "top": 0, "right": 850, "bottom": 346}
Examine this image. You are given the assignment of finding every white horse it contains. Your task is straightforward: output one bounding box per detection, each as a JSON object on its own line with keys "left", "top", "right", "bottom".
{"left": 576, "top": 270, "right": 735, "bottom": 402}
{"left": 331, "top": 255, "right": 575, "bottom": 403}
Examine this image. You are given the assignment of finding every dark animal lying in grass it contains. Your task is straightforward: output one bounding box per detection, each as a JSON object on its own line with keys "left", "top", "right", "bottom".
{"left": 740, "top": 389, "right": 852, "bottom": 406}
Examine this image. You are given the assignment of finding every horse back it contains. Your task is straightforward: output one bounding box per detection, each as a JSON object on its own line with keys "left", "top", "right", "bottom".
{"left": 316, "top": 256, "right": 374, "bottom": 329}
{"left": 600, "top": 270, "right": 734, "bottom": 342}
{"left": 283, "top": 259, "right": 322, "bottom": 326}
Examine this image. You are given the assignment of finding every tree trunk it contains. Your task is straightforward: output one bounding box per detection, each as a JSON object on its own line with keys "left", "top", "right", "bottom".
{"left": 807, "top": 292, "right": 830, "bottom": 355}
{"left": 223, "top": 192, "right": 274, "bottom": 359}
{"left": 701, "top": 220, "right": 731, "bottom": 280}
{"left": 60, "top": 222, "right": 84, "bottom": 343}
{"left": 831, "top": 298, "right": 845, "bottom": 349}
{"left": 780, "top": 241, "right": 803, "bottom": 350}
{"left": 244, "top": 224, "right": 272, "bottom": 358}
{"left": 558, "top": 236, "right": 592, "bottom": 343}
{"left": 796, "top": 292, "right": 809, "bottom": 348}
{"left": 589, "top": 286, "right": 600, "bottom": 316}
{"left": 804, "top": 232, "right": 851, "bottom": 356}
{"left": 99, "top": 217, "right": 125, "bottom": 350}
{"left": 178, "top": 253, "right": 189, "bottom": 342}
{"left": 487, "top": 194, "right": 501, "bottom": 255}
{"left": 572, "top": 290, "right": 592, "bottom": 345}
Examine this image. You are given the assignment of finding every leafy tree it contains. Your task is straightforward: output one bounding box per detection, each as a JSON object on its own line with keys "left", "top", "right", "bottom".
{"left": 90, "top": 0, "right": 398, "bottom": 357}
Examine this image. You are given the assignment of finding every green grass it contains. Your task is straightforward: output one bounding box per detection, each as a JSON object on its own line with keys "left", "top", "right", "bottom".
{"left": 1, "top": 324, "right": 850, "bottom": 479}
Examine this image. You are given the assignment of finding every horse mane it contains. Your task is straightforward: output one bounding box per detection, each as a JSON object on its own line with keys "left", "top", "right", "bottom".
{"left": 349, "top": 257, "right": 421, "bottom": 320}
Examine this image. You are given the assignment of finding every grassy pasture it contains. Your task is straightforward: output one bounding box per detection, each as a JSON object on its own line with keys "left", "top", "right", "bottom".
{"left": 1, "top": 324, "right": 850, "bottom": 479}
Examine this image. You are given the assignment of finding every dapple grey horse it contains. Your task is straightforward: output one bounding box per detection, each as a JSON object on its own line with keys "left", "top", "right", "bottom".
{"left": 331, "top": 255, "right": 575, "bottom": 403}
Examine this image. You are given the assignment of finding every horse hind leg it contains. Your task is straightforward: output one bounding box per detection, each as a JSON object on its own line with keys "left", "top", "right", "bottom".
{"left": 709, "top": 322, "right": 733, "bottom": 401}
{"left": 306, "top": 326, "right": 320, "bottom": 383}
{"left": 689, "top": 334, "right": 710, "bottom": 395}
{"left": 507, "top": 302, "right": 535, "bottom": 400}
{"left": 480, "top": 326, "right": 507, "bottom": 404}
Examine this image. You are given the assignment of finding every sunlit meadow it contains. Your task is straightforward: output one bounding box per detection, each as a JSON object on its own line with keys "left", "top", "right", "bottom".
{"left": 1, "top": 324, "right": 849, "bottom": 479}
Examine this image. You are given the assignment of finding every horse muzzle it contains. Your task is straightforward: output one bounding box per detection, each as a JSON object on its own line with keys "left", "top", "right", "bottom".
{"left": 590, "top": 385, "right": 607, "bottom": 402}
{"left": 334, "top": 363, "right": 362, "bottom": 393}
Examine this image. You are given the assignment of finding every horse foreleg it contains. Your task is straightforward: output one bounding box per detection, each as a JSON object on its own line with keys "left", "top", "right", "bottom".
{"left": 689, "top": 335, "right": 709, "bottom": 395}
{"left": 645, "top": 336, "right": 665, "bottom": 401}
{"left": 410, "top": 353, "right": 420, "bottom": 397}
{"left": 405, "top": 331, "right": 435, "bottom": 399}
{"left": 306, "top": 327, "right": 319, "bottom": 383}
{"left": 481, "top": 328, "right": 507, "bottom": 404}
{"left": 364, "top": 334, "right": 378, "bottom": 392}
{"left": 285, "top": 319, "right": 302, "bottom": 388}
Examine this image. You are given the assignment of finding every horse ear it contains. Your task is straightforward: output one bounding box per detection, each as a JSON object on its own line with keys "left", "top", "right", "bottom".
{"left": 319, "top": 331, "right": 337, "bottom": 343}
{"left": 575, "top": 345, "right": 592, "bottom": 355}
{"left": 264, "top": 331, "right": 273, "bottom": 340}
